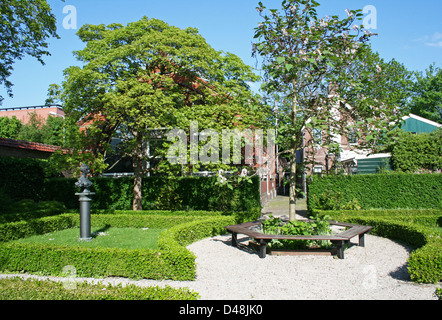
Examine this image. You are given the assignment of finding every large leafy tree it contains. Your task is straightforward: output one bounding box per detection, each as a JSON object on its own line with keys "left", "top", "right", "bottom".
{"left": 0, "top": 0, "right": 58, "bottom": 104}
{"left": 408, "top": 64, "right": 442, "bottom": 123}
{"left": 253, "top": 0, "right": 402, "bottom": 220}
{"left": 55, "top": 17, "right": 265, "bottom": 210}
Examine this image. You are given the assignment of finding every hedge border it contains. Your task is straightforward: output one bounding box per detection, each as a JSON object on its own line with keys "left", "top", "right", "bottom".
{"left": 307, "top": 173, "right": 442, "bottom": 211}
{"left": 314, "top": 210, "right": 442, "bottom": 284}
{"left": 0, "top": 213, "right": 235, "bottom": 281}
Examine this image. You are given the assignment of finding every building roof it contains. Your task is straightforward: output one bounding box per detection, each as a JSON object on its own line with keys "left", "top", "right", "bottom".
{"left": 0, "top": 137, "right": 67, "bottom": 154}
{"left": 401, "top": 113, "right": 441, "bottom": 133}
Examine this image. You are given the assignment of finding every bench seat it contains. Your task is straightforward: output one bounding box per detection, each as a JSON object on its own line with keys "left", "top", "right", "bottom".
{"left": 225, "top": 220, "right": 373, "bottom": 259}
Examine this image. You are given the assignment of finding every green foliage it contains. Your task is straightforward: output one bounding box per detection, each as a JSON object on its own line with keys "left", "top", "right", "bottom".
{"left": 9, "top": 112, "right": 67, "bottom": 147}
{"left": 0, "top": 277, "right": 199, "bottom": 300}
{"left": 0, "top": 0, "right": 58, "bottom": 104}
{"left": 0, "top": 212, "right": 235, "bottom": 281}
{"left": 0, "top": 116, "right": 22, "bottom": 138}
{"left": 312, "top": 189, "right": 361, "bottom": 210}
{"left": 390, "top": 129, "right": 442, "bottom": 172}
{"left": 314, "top": 208, "right": 442, "bottom": 229}
{"left": 0, "top": 199, "right": 67, "bottom": 224}
{"left": 52, "top": 16, "right": 267, "bottom": 209}
{"left": 261, "top": 214, "right": 332, "bottom": 249}
{"left": 252, "top": 1, "right": 403, "bottom": 217}
{"left": 0, "top": 157, "right": 47, "bottom": 201}
{"left": 0, "top": 157, "right": 261, "bottom": 217}
{"left": 43, "top": 176, "right": 261, "bottom": 216}
{"left": 435, "top": 287, "right": 442, "bottom": 300}
{"left": 307, "top": 173, "right": 442, "bottom": 211}
{"left": 408, "top": 64, "right": 442, "bottom": 123}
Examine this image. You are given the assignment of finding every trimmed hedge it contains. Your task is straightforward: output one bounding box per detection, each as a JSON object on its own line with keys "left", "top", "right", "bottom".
{"left": 43, "top": 176, "right": 261, "bottom": 212}
{"left": 307, "top": 173, "right": 442, "bottom": 211}
{"left": 316, "top": 209, "right": 442, "bottom": 284}
{"left": 0, "top": 157, "right": 46, "bottom": 201}
{"left": 0, "top": 212, "right": 235, "bottom": 281}
{"left": 0, "top": 157, "right": 261, "bottom": 213}
{"left": 0, "top": 277, "right": 199, "bottom": 300}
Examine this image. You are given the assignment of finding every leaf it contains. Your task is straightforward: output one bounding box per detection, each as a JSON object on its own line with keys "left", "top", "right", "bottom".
{"left": 285, "top": 63, "right": 293, "bottom": 72}
{"left": 276, "top": 56, "right": 286, "bottom": 64}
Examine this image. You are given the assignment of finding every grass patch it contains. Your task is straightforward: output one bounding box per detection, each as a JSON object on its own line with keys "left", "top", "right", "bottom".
{"left": 12, "top": 227, "right": 165, "bottom": 250}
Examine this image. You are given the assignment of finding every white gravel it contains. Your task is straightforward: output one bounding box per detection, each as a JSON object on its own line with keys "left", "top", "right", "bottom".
{"left": 1, "top": 233, "right": 439, "bottom": 300}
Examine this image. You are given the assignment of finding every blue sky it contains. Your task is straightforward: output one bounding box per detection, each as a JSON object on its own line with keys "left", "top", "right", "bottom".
{"left": 1, "top": 0, "right": 441, "bottom": 108}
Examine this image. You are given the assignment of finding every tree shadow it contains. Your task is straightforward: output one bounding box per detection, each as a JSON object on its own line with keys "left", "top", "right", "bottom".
{"left": 212, "top": 235, "right": 258, "bottom": 256}
{"left": 91, "top": 224, "right": 111, "bottom": 238}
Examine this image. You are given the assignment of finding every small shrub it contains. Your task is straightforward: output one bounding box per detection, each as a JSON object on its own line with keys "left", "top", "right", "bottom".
{"left": 435, "top": 287, "right": 442, "bottom": 300}
{"left": 260, "top": 214, "right": 332, "bottom": 250}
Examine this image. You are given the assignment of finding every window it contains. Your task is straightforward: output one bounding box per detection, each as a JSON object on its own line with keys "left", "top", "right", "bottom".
{"left": 348, "top": 130, "right": 358, "bottom": 144}
{"left": 312, "top": 128, "right": 322, "bottom": 145}
{"left": 313, "top": 166, "right": 323, "bottom": 174}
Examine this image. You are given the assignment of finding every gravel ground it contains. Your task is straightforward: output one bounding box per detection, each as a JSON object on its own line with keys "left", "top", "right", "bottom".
{"left": 1, "top": 232, "right": 438, "bottom": 300}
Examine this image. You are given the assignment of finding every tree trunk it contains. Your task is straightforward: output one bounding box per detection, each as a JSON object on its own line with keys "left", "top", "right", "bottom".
{"left": 132, "top": 132, "right": 144, "bottom": 211}
{"left": 289, "top": 147, "right": 297, "bottom": 221}
{"left": 289, "top": 81, "right": 299, "bottom": 221}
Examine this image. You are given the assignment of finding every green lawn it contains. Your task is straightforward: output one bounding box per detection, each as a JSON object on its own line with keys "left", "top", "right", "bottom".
{"left": 13, "top": 227, "right": 165, "bottom": 250}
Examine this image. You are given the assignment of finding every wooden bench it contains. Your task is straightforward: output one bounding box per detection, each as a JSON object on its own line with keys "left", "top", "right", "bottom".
{"left": 225, "top": 220, "right": 373, "bottom": 259}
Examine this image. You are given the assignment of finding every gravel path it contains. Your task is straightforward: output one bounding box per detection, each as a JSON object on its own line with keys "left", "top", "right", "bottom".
{"left": 1, "top": 232, "right": 438, "bottom": 300}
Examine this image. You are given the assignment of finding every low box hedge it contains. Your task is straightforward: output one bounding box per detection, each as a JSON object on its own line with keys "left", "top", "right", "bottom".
{"left": 314, "top": 209, "right": 442, "bottom": 284}
{"left": 0, "top": 277, "right": 199, "bottom": 300}
{"left": 0, "top": 212, "right": 235, "bottom": 281}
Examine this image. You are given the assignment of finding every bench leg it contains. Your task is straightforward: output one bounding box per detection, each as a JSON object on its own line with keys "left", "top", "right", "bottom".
{"left": 333, "top": 240, "right": 346, "bottom": 259}
{"left": 359, "top": 233, "right": 365, "bottom": 247}
{"left": 259, "top": 239, "right": 267, "bottom": 259}
{"left": 231, "top": 232, "right": 238, "bottom": 247}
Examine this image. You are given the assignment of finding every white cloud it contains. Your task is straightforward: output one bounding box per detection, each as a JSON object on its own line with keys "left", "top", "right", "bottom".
{"left": 421, "top": 32, "right": 442, "bottom": 48}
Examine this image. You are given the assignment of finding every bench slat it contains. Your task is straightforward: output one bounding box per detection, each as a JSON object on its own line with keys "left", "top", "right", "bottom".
{"left": 338, "top": 226, "right": 372, "bottom": 239}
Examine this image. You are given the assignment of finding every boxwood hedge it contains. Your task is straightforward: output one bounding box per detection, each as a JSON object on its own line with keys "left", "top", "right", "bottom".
{"left": 0, "top": 212, "right": 236, "bottom": 281}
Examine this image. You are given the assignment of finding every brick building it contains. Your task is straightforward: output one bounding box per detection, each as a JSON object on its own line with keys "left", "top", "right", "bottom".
{"left": 0, "top": 105, "right": 65, "bottom": 124}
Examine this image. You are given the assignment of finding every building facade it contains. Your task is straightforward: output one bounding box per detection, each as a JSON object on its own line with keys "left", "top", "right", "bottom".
{"left": 0, "top": 105, "right": 65, "bottom": 124}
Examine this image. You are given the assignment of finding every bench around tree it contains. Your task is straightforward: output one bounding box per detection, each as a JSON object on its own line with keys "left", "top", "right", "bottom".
{"left": 225, "top": 220, "right": 373, "bottom": 259}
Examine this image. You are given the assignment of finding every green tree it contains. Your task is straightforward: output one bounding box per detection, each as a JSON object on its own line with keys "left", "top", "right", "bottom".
{"left": 16, "top": 112, "right": 45, "bottom": 143}
{"left": 0, "top": 0, "right": 58, "bottom": 104}
{"left": 0, "top": 116, "right": 22, "bottom": 138}
{"left": 253, "top": 0, "right": 402, "bottom": 220}
{"left": 15, "top": 112, "right": 65, "bottom": 146}
{"left": 53, "top": 17, "right": 265, "bottom": 210}
{"left": 408, "top": 64, "right": 442, "bottom": 123}
{"left": 41, "top": 114, "right": 65, "bottom": 146}
{"left": 340, "top": 46, "right": 413, "bottom": 114}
